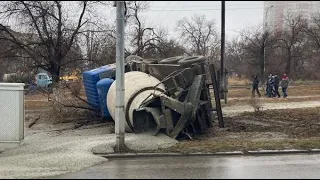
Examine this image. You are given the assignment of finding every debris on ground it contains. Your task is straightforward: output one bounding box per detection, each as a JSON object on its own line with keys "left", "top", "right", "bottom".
{"left": 156, "top": 107, "right": 320, "bottom": 154}
{"left": 0, "top": 128, "right": 177, "bottom": 179}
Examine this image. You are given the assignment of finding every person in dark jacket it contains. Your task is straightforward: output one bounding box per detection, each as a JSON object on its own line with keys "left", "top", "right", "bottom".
{"left": 281, "top": 73, "right": 289, "bottom": 98}
{"left": 266, "top": 74, "right": 273, "bottom": 98}
{"left": 273, "top": 74, "right": 281, "bottom": 98}
{"left": 265, "top": 74, "right": 272, "bottom": 96}
{"left": 252, "top": 75, "right": 261, "bottom": 97}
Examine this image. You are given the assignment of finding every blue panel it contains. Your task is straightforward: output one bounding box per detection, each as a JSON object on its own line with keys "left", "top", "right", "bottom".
{"left": 82, "top": 65, "right": 116, "bottom": 112}
{"left": 97, "top": 78, "right": 114, "bottom": 118}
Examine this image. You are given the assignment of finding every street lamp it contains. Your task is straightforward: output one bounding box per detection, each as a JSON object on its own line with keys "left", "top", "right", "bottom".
{"left": 264, "top": 5, "right": 274, "bottom": 32}
{"left": 263, "top": 5, "right": 274, "bottom": 80}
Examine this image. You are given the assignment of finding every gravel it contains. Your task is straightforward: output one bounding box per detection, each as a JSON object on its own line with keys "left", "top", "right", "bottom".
{"left": 0, "top": 127, "right": 178, "bottom": 179}
{"left": 4, "top": 98, "right": 319, "bottom": 178}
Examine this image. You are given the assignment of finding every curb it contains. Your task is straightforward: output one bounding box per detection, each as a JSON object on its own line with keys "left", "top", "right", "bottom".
{"left": 94, "top": 149, "right": 320, "bottom": 158}
{"left": 310, "top": 149, "right": 320, "bottom": 152}
{"left": 246, "top": 149, "right": 309, "bottom": 155}
{"left": 95, "top": 153, "right": 186, "bottom": 158}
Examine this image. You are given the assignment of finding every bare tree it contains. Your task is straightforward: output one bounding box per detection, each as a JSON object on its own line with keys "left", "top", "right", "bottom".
{"left": 80, "top": 26, "right": 116, "bottom": 69}
{"left": 240, "top": 25, "right": 276, "bottom": 80}
{"left": 225, "top": 39, "right": 247, "bottom": 78}
{"left": 303, "top": 13, "right": 320, "bottom": 48}
{"left": 156, "top": 39, "right": 186, "bottom": 58}
{"left": 300, "top": 13, "right": 320, "bottom": 79}
{"left": 125, "top": 1, "right": 163, "bottom": 57}
{"left": 143, "top": 38, "right": 186, "bottom": 59}
{"left": 176, "top": 14, "right": 219, "bottom": 59}
{"left": 0, "top": 1, "right": 93, "bottom": 83}
{"left": 275, "top": 13, "right": 307, "bottom": 76}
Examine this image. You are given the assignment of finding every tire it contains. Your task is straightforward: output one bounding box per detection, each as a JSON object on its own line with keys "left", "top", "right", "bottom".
{"left": 158, "top": 56, "right": 185, "bottom": 64}
{"left": 178, "top": 56, "right": 206, "bottom": 66}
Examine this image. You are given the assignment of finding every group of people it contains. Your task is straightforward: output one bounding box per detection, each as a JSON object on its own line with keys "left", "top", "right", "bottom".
{"left": 252, "top": 73, "right": 289, "bottom": 98}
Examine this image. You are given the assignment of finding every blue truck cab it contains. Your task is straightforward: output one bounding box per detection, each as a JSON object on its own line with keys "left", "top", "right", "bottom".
{"left": 36, "top": 73, "right": 52, "bottom": 88}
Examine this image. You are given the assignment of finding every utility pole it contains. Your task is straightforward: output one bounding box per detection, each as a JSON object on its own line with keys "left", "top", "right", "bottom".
{"left": 114, "top": 1, "right": 125, "bottom": 152}
{"left": 263, "top": 5, "right": 273, "bottom": 82}
{"left": 220, "top": 1, "right": 227, "bottom": 104}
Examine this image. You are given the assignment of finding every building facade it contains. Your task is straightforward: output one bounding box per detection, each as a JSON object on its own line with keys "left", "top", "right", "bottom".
{"left": 264, "top": 1, "right": 320, "bottom": 31}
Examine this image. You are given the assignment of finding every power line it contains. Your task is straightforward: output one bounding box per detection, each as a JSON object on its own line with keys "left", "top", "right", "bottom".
{"left": 157, "top": 1, "right": 181, "bottom": 27}
{"left": 148, "top": 7, "right": 264, "bottom": 11}
{"left": 159, "top": 1, "right": 188, "bottom": 37}
{"left": 171, "top": 2, "right": 187, "bottom": 23}
{"left": 149, "top": 1, "right": 172, "bottom": 27}
{"left": 152, "top": 3, "right": 264, "bottom": 8}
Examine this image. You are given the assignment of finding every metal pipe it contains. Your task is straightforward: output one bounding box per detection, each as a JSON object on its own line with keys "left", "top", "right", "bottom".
{"left": 115, "top": 1, "right": 125, "bottom": 151}
{"left": 209, "top": 64, "right": 224, "bottom": 128}
{"left": 263, "top": 5, "right": 274, "bottom": 80}
{"left": 220, "top": 1, "right": 226, "bottom": 103}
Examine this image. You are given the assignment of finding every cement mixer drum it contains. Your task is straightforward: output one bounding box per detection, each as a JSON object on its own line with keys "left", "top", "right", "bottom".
{"left": 107, "top": 71, "right": 165, "bottom": 132}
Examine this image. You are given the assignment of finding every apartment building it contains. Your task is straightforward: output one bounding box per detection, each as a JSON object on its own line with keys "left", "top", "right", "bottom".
{"left": 264, "top": 1, "right": 320, "bottom": 31}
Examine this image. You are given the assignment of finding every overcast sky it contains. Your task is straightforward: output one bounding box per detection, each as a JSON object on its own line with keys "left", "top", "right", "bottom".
{"left": 100, "top": 1, "right": 264, "bottom": 41}
{"left": 7, "top": 1, "right": 264, "bottom": 41}
{"left": 4, "top": 1, "right": 264, "bottom": 42}
{"left": 144, "top": 1, "right": 264, "bottom": 40}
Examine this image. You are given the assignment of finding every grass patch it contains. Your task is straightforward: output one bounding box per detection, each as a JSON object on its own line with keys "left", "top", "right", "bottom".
{"left": 228, "top": 77, "right": 250, "bottom": 86}
{"left": 143, "top": 107, "right": 320, "bottom": 154}
{"left": 155, "top": 138, "right": 320, "bottom": 154}
{"left": 25, "top": 100, "right": 53, "bottom": 110}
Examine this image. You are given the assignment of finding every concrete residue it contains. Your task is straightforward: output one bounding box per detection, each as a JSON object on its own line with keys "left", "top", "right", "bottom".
{"left": 0, "top": 127, "right": 178, "bottom": 179}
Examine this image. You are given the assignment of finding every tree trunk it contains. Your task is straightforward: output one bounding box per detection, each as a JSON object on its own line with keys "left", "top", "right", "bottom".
{"left": 137, "top": 49, "right": 143, "bottom": 57}
{"left": 260, "top": 47, "right": 265, "bottom": 82}
{"left": 197, "top": 44, "right": 201, "bottom": 55}
{"left": 286, "top": 48, "right": 292, "bottom": 76}
{"left": 51, "top": 70, "right": 60, "bottom": 84}
{"left": 260, "top": 59, "right": 264, "bottom": 81}
{"left": 50, "top": 62, "right": 61, "bottom": 84}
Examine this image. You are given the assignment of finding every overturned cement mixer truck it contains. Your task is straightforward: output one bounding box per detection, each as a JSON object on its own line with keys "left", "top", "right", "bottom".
{"left": 82, "top": 55, "right": 223, "bottom": 140}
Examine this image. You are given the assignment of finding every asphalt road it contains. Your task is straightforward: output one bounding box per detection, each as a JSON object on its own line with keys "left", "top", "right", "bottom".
{"left": 55, "top": 154, "right": 320, "bottom": 179}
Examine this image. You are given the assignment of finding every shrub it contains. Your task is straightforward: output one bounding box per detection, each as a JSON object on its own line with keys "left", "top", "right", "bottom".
{"left": 68, "top": 81, "right": 82, "bottom": 96}
{"left": 250, "top": 96, "right": 263, "bottom": 112}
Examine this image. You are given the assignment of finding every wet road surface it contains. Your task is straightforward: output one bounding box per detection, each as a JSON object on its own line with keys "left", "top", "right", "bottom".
{"left": 55, "top": 154, "right": 320, "bottom": 179}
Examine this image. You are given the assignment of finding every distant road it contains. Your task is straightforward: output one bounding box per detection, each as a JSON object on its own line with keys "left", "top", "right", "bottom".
{"left": 222, "top": 100, "right": 320, "bottom": 116}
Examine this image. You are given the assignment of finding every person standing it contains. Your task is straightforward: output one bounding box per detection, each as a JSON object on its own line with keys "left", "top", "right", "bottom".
{"left": 266, "top": 74, "right": 273, "bottom": 98}
{"left": 273, "top": 74, "right": 281, "bottom": 98}
{"left": 265, "top": 74, "right": 271, "bottom": 96}
{"left": 252, "top": 75, "right": 261, "bottom": 97}
{"left": 271, "top": 75, "right": 275, "bottom": 97}
{"left": 281, "top": 73, "right": 289, "bottom": 98}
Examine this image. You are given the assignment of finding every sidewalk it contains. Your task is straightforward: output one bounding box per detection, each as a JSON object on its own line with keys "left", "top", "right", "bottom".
{"left": 222, "top": 100, "right": 320, "bottom": 116}
{"left": 227, "top": 95, "right": 320, "bottom": 101}
{"left": 0, "top": 127, "right": 177, "bottom": 179}
{"left": 2, "top": 99, "right": 320, "bottom": 178}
